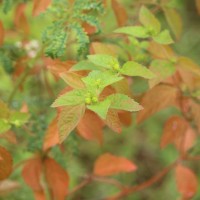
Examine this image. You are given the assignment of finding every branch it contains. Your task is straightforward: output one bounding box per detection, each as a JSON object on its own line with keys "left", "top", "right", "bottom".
{"left": 103, "top": 161, "right": 178, "bottom": 200}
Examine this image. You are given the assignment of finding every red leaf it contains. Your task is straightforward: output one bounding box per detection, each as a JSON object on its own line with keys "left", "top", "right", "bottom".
{"left": 160, "top": 116, "right": 188, "bottom": 148}
{"left": 175, "top": 164, "right": 198, "bottom": 198}
{"left": 174, "top": 127, "right": 196, "bottom": 153}
{"left": 77, "top": 110, "right": 104, "bottom": 144}
{"left": 93, "top": 153, "right": 137, "bottom": 176}
{"left": 14, "top": 4, "right": 29, "bottom": 35}
{"left": 22, "top": 156, "right": 43, "bottom": 191}
{"left": 44, "top": 157, "right": 69, "bottom": 200}
{"left": 137, "top": 85, "right": 179, "bottom": 123}
{"left": 118, "top": 111, "right": 132, "bottom": 126}
{"left": 32, "top": 0, "right": 51, "bottom": 16}
{"left": 43, "top": 117, "right": 59, "bottom": 151}
{"left": 111, "top": 0, "right": 127, "bottom": 27}
{"left": 0, "top": 21, "right": 4, "bottom": 46}
{"left": 0, "top": 147, "right": 13, "bottom": 181}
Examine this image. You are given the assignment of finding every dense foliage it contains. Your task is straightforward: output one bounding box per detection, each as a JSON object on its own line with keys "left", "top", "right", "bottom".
{"left": 1, "top": 0, "right": 200, "bottom": 199}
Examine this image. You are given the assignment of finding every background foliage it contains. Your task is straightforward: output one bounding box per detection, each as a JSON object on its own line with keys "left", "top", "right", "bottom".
{"left": 0, "top": 0, "right": 200, "bottom": 199}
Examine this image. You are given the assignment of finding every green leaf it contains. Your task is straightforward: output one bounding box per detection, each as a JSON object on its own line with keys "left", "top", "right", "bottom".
{"left": 149, "top": 60, "right": 176, "bottom": 88}
{"left": 9, "top": 112, "right": 29, "bottom": 126}
{"left": 163, "top": 7, "right": 182, "bottom": 39}
{"left": 83, "top": 71, "right": 123, "bottom": 94}
{"left": 121, "top": 61, "right": 155, "bottom": 79}
{"left": 60, "top": 72, "right": 85, "bottom": 89}
{"left": 0, "top": 119, "right": 11, "bottom": 134}
{"left": 87, "top": 54, "right": 119, "bottom": 69}
{"left": 58, "top": 104, "right": 85, "bottom": 143}
{"left": 153, "top": 30, "right": 174, "bottom": 44}
{"left": 139, "top": 6, "right": 161, "bottom": 34}
{"left": 87, "top": 98, "right": 111, "bottom": 119}
{"left": 108, "top": 94, "right": 143, "bottom": 111}
{"left": 70, "top": 61, "right": 102, "bottom": 71}
{"left": 114, "top": 26, "right": 150, "bottom": 38}
{"left": 51, "top": 89, "right": 86, "bottom": 107}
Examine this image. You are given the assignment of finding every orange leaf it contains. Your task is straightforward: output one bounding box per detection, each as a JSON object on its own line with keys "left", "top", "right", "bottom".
{"left": 94, "top": 153, "right": 137, "bottom": 176}
{"left": 90, "top": 42, "right": 120, "bottom": 56}
{"left": 77, "top": 110, "right": 104, "bottom": 144}
{"left": 14, "top": 4, "right": 29, "bottom": 35}
{"left": 32, "top": 0, "right": 51, "bottom": 16}
{"left": 118, "top": 111, "right": 132, "bottom": 126}
{"left": 22, "top": 156, "right": 43, "bottom": 191}
{"left": 0, "top": 180, "right": 20, "bottom": 195}
{"left": 175, "top": 164, "right": 198, "bottom": 198}
{"left": 43, "top": 117, "right": 59, "bottom": 151}
{"left": 0, "top": 147, "right": 12, "bottom": 181}
{"left": 106, "top": 109, "right": 121, "bottom": 133}
{"left": 137, "top": 85, "right": 179, "bottom": 123}
{"left": 82, "top": 22, "right": 97, "bottom": 35}
{"left": 160, "top": 116, "right": 188, "bottom": 148}
{"left": 45, "top": 59, "right": 76, "bottom": 78}
{"left": 174, "top": 127, "right": 196, "bottom": 153}
{"left": 0, "top": 21, "right": 4, "bottom": 46}
{"left": 111, "top": 0, "right": 127, "bottom": 27}
{"left": 148, "top": 41, "right": 176, "bottom": 60}
{"left": 195, "top": 0, "right": 200, "bottom": 15}
{"left": 44, "top": 157, "right": 69, "bottom": 200}
{"left": 190, "top": 100, "right": 200, "bottom": 132}
{"left": 34, "top": 191, "right": 46, "bottom": 200}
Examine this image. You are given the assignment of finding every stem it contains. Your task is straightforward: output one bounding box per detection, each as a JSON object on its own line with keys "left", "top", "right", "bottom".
{"left": 104, "top": 161, "right": 178, "bottom": 200}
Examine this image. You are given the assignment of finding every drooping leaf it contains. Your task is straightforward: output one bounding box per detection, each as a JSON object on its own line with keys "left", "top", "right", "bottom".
{"left": 0, "top": 21, "right": 4, "bottom": 46}
{"left": 121, "top": 61, "right": 155, "bottom": 79}
{"left": 43, "top": 117, "right": 59, "bottom": 151}
{"left": 58, "top": 104, "right": 85, "bottom": 143}
{"left": 114, "top": 26, "right": 149, "bottom": 38}
{"left": 60, "top": 72, "right": 85, "bottom": 89}
{"left": 0, "top": 146, "right": 12, "bottom": 181}
{"left": 137, "top": 85, "right": 179, "bottom": 123}
{"left": 70, "top": 60, "right": 102, "bottom": 71}
{"left": 105, "top": 109, "right": 121, "bottom": 133}
{"left": 87, "top": 54, "right": 119, "bottom": 69}
{"left": 44, "top": 157, "right": 69, "bottom": 200}
{"left": 153, "top": 30, "right": 174, "bottom": 45}
{"left": 109, "top": 94, "right": 143, "bottom": 112}
{"left": 139, "top": 6, "right": 161, "bottom": 34}
{"left": 87, "top": 98, "right": 111, "bottom": 119}
{"left": 111, "top": 0, "right": 127, "bottom": 27}
{"left": 94, "top": 153, "right": 137, "bottom": 176}
{"left": 77, "top": 110, "right": 104, "bottom": 144}
{"left": 175, "top": 164, "right": 198, "bottom": 198}
{"left": 112, "top": 78, "right": 132, "bottom": 96}
{"left": 160, "top": 116, "right": 188, "bottom": 148}
{"left": 32, "top": 0, "right": 51, "bottom": 16}
{"left": 51, "top": 89, "right": 86, "bottom": 107}
{"left": 22, "top": 156, "right": 43, "bottom": 191}
{"left": 163, "top": 7, "right": 182, "bottom": 39}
